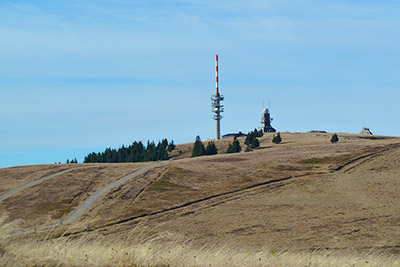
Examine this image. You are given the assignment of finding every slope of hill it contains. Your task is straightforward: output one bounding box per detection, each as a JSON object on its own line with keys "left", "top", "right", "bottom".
{"left": 1, "top": 132, "right": 400, "bottom": 266}
{"left": 0, "top": 163, "right": 151, "bottom": 228}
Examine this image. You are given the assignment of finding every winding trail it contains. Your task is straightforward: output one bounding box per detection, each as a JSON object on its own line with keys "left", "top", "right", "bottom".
{"left": 0, "top": 166, "right": 94, "bottom": 201}
{"left": 10, "top": 163, "right": 159, "bottom": 236}
{"left": 59, "top": 163, "right": 157, "bottom": 225}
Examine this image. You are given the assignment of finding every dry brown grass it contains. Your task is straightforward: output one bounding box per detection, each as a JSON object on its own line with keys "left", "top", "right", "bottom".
{"left": 0, "top": 163, "right": 150, "bottom": 229}
{"left": 76, "top": 164, "right": 170, "bottom": 228}
{"left": 90, "top": 133, "right": 396, "bottom": 226}
{"left": 75, "top": 132, "right": 400, "bottom": 254}
{"left": 1, "top": 218, "right": 400, "bottom": 267}
{"left": 0, "top": 164, "right": 70, "bottom": 195}
{"left": 1, "top": 132, "right": 400, "bottom": 266}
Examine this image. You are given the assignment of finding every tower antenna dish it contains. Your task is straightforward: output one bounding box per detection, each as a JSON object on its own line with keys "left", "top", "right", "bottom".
{"left": 261, "top": 101, "right": 276, "bottom": 133}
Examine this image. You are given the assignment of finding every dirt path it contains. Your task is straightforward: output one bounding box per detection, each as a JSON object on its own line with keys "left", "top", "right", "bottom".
{"left": 0, "top": 166, "right": 94, "bottom": 201}
{"left": 10, "top": 163, "right": 159, "bottom": 236}
{"left": 60, "top": 163, "right": 158, "bottom": 225}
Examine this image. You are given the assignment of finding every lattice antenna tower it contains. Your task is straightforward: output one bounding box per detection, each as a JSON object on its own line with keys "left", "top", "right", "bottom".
{"left": 211, "top": 54, "right": 224, "bottom": 140}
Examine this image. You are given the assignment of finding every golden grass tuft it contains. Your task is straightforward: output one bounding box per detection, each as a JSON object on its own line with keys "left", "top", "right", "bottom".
{"left": 1, "top": 221, "right": 400, "bottom": 267}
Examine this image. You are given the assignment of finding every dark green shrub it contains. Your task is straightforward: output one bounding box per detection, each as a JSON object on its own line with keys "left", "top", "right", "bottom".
{"left": 331, "top": 133, "right": 339, "bottom": 143}
{"left": 272, "top": 132, "right": 282, "bottom": 144}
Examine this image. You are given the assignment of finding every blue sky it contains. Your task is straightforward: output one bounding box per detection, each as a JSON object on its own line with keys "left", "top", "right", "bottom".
{"left": 1, "top": 0, "right": 399, "bottom": 168}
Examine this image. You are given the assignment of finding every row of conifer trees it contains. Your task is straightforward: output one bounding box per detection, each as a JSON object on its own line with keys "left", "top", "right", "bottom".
{"left": 191, "top": 136, "right": 218, "bottom": 157}
{"left": 83, "top": 139, "right": 175, "bottom": 163}
{"left": 82, "top": 132, "right": 338, "bottom": 163}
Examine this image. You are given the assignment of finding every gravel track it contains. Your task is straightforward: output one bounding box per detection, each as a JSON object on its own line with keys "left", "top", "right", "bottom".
{"left": 0, "top": 166, "right": 93, "bottom": 201}
{"left": 60, "top": 163, "right": 157, "bottom": 225}
{"left": 9, "top": 163, "right": 158, "bottom": 237}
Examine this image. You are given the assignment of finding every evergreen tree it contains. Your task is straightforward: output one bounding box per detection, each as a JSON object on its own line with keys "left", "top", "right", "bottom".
{"left": 157, "top": 143, "right": 169, "bottom": 160}
{"left": 161, "top": 138, "right": 168, "bottom": 149}
{"left": 244, "top": 131, "right": 254, "bottom": 146}
{"left": 205, "top": 141, "right": 218, "bottom": 155}
{"left": 272, "top": 132, "right": 282, "bottom": 144}
{"left": 331, "top": 133, "right": 339, "bottom": 143}
{"left": 227, "top": 137, "right": 241, "bottom": 153}
{"left": 226, "top": 143, "right": 234, "bottom": 153}
{"left": 232, "top": 138, "right": 241, "bottom": 152}
{"left": 256, "top": 129, "right": 264, "bottom": 138}
{"left": 167, "top": 140, "right": 176, "bottom": 152}
{"left": 192, "top": 135, "right": 206, "bottom": 157}
{"left": 245, "top": 144, "right": 252, "bottom": 152}
{"left": 244, "top": 129, "right": 261, "bottom": 149}
{"left": 250, "top": 137, "right": 260, "bottom": 149}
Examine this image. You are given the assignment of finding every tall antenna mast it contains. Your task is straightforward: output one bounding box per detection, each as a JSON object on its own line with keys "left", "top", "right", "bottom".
{"left": 211, "top": 54, "right": 224, "bottom": 140}
{"left": 216, "top": 54, "right": 219, "bottom": 94}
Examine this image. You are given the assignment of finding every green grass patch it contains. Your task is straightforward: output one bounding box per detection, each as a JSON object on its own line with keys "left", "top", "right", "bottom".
{"left": 298, "top": 155, "right": 350, "bottom": 165}
{"left": 0, "top": 244, "right": 5, "bottom": 257}
{"left": 147, "top": 179, "right": 188, "bottom": 192}
{"left": 240, "top": 176, "right": 253, "bottom": 183}
{"left": 33, "top": 200, "right": 75, "bottom": 220}
{"left": 127, "top": 208, "right": 149, "bottom": 217}
{"left": 144, "top": 166, "right": 208, "bottom": 194}
{"left": 162, "top": 166, "right": 196, "bottom": 180}
{"left": 272, "top": 164, "right": 313, "bottom": 171}
{"left": 147, "top": 166, "right": 197, "bottom": 191}
{"left": 34, "top": 200, "right": 70, "bottom": 213}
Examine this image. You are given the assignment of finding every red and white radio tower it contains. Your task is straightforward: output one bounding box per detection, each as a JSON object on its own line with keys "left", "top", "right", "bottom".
{"left": 211, "top": 54, "right": 224, "bottom": 140}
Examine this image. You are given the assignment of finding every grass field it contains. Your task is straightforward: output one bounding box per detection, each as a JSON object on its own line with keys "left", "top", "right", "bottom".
{"left": 0, "top": 163, "right": 150, "bottom": 228}
{"left": 1, "top": 132, "right": 400, "bottom": 266}
{"left": 0, "top": 164, "right": 70, "bottom": 195}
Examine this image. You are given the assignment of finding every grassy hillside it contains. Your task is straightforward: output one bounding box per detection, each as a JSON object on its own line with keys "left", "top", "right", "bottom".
{"left": 0, "top": 164, "right": 70, "bottom": 195}
{"left": 0, "top": 163, "right": 151, "bottom": 228}
{"left": 1, "top": 132, "right": 400, "bottom": 266}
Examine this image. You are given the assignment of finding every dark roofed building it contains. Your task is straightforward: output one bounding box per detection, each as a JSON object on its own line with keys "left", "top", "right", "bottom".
{"left": 222, "top": 132, "right": 246, "bottom": 139}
